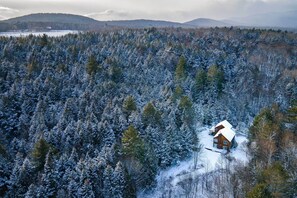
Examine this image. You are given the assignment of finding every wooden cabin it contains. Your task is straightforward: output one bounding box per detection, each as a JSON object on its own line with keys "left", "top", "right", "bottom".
{"left": 209, "top": 120, "right": 233, "bottom": 135}
{"left": 213, "top": 127, "right": 236, "bottom": 150}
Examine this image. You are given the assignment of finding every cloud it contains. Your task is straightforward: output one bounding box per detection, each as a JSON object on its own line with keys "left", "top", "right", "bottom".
{"left": 82, "top": 0, "right": 297, "bottom": 22}
{"left": 0, "top": 5, "right": 19, "bottom": 13}
{"left": 0, "top": 5, "right": 19, "bottom": 20}
{"left": 1, "top": 0, "right": 297, "bottom": 22}
{"left": 84, "top": 9, "right": 131, "bottom": 20}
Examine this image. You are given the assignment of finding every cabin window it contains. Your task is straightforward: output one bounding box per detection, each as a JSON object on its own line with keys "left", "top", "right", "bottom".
{"left": 214, "top": 138, "right": 218, "bottom": 143}
{"left": 223, "top": 140, "right": 228, "bottom": 145}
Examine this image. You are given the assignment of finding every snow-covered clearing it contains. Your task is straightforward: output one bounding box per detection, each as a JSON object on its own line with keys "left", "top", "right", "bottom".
{"left": 0, "top": 30, "right": 79, "bottom": 37}
{"left": 140, "top": 126, "right": 250, "bottom": 198}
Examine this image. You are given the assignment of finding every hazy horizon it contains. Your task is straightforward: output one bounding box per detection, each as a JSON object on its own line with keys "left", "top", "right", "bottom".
{"left": 0, "top": 0, "right": 297, "bottom": 22}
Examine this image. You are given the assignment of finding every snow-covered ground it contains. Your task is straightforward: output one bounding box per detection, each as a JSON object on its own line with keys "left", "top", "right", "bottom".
{"left": 0, "top": 30, "right": 79, "bottom": 37}
{"left": 140, "top": 126, "right": 250, "bottom": 198}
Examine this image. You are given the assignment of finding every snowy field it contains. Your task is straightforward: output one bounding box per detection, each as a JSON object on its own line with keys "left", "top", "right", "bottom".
{"left": 0, "top": 30, "right": 79, "bottom": 37}
{"left": 140, "top": 127, "right": 249, "bottom": 198}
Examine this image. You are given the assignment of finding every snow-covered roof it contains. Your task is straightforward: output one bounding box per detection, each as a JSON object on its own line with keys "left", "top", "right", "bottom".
{"left": 215, "top": 120, "right": 232, "bottom": 129}
{"left": 214, "top": 127, "right": 236, "bottom": 142}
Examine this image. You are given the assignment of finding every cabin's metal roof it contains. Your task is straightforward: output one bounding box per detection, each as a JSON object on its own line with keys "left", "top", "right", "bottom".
{"left": 214, "top": 127, "right": 236, "bottom": 142}
{"left": 215, "top": 120, "right": 232, "bottom": 129}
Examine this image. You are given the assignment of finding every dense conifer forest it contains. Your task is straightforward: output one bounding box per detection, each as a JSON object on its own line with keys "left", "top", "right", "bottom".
{"left": 0, "top": 27, "right": 296, "bottom": 197}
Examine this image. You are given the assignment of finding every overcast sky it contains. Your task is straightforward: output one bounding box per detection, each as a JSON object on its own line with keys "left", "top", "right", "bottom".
{"left": 0, "top": 0, "right": 297, "bottom": 22}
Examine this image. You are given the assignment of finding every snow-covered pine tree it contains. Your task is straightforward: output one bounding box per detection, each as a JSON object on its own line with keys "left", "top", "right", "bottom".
{"left": 103, "top": 165, "right": 114, "bottom": 198}
{"left": 41, "top": 151, "right": 57, "bottom": 197}
{"left": 112, "top": 161, "right": 125, "bottom": 198}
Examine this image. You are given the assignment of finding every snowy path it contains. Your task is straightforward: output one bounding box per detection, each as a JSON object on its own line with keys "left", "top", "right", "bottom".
{"left": 139, "top": 127, "right": 249, "bottom": 198}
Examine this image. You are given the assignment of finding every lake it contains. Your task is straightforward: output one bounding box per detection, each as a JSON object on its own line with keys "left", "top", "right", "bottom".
{"left": 0, "top": 30, "right": 79, "bottom": 37}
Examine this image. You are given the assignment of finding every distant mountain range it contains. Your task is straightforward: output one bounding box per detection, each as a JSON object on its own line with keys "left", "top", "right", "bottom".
{"left": 0, "top": 13, "right": 190, "bottom": 31}
{"left": 184, "top": 18, "right": 229, "bottom": 27}
{"left": 186, "top": 10, "right": 297, "bottom": 28}
{"left": 229, "top": 10, "right": 297, "bottom": 28}
{"left": 0, "top": 11, "right": 296, "bottom": 32}
{"left": 102, "top": 19, "right": 191, "bottom": 28}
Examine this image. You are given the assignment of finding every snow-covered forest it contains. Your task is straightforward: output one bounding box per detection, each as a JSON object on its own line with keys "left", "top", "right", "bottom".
{"left": 0, "top": 27, "right": 296, "bottom": 197}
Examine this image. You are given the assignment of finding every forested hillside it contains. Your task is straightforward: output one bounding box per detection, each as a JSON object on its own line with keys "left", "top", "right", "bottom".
{"left": 0, "top": 27, "right": 296, "bottom": 197}
{"left": 0, "top": 13, "right": 105, "bottom": 32}
{"left": 0, "top": 13, "right": 188, "bottom": 32}
{"left": 243, "top": 103, "right": 297, "bottom": 197}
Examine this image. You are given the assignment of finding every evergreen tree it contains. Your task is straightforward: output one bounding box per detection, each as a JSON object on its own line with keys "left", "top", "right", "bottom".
{"left": 103, "top": 165, "right": 114, "bottom": 198}
{"left": 78, "top": 180, "right": 95, "bottom": 198}
{"left": 179, "top": 123, "right": 196, "bottom": 158}
{"left": 112, "top": 162, "right": 125, "bottom": 198}
{"left": 128, "top": 111, "right": 142, "bottom": 129}
{"left": 195, "top": 69, "right": 207, "bottom": 91}
{"left": 18, "top": 158, "right": 34, "bottom": 194}
{"left": 123, "top": 95, "right": 137, "bottom": 116}
{"left": 166, "top": 123, "right": 181, "bottom": 162}
{"left": 179, "top": 95, "right": 192, "bottom": 110}
{"left": 173, "top": 85, "right": 183, "bottom": 100}
{"left": 7, "top": 153, "right": 23, "bottom": 194}
{"left": 67, "top": 177, "right": 79, "bottom": 197}
{"left": 109, "top": 65, "right": 123, "bottom": 83}
{"left": 207, "top": 65, "right": 225, "bottom": 94}
{"left": 193, "top": 69, "right": 207, "bottom": 99}
{"left": 25, "top": 184, "right": 37, "bottom": 198}
{"left": 99, "top": 120, "right": 115, "bottom": 148}
{"left": 122, "top": 125, "right": 157, "bottom": 189}
{"left": 142, "top": 102, "right": 161, "bottom": 127}
{"left": 86, "top": 55, "right": 99, "bottom": 75}
{"left": 112, "top": 105, "right": 128, "bottom": 137}
{"left": 29, "top": 100, "right": 47, "bottom": 141}
{"left": 122, "top": 125, "right": 145, "bottom": 161}
{"left": 178, "top": 96, "right": 195, "bottom": 126}
{"left": 41, "top": 151, "right": 57, "bottom": 197}
{"left": 158, "top": 138, "right": 172, "bottom": 168}
{"left": 247, "top": 183, "right": 271, "bottom": 198}
{"left": 175, "top": 56, "right": 186, "bottom": 81}
{"left": 7, "top": 155, "right": 34, "bottom": 196}
{"left": 31, "top": 138, "right": 51, "bottom": 171}
{"left": 143, "top": 124, "right": 163, "bottom": 162}
{"left": 40, "top": 34, "right": 48, "bottom": 47}
{"left": 0, "top": 88, "right": 22, "bottom": 139}
{"left": 58, "top": 98, "right": 78, "bottom": 131}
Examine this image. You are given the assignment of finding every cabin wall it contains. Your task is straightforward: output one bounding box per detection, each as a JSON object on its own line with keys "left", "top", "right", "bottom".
{"left": 213, "top": 135, "right": 231, "bottom": 150}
